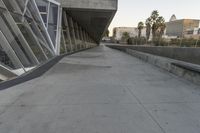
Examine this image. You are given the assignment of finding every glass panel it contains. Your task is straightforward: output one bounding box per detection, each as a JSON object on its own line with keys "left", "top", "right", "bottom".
{"left": 15, "top": 0, "right": 26, "bottom": 12}
{"left": 48, "top": 3, "right": 58, "bottom": 46}
{"left": 38, "top": 6, "right": 47, "bottom": 12}
{"left": 35, "top": 0, "right": 60, "bottom": 49}
{"left": 0, "top": 0, "right": 6, "bottom": 8}
{"left": 17, "top": 23, "right": 47, "bottom": 63}
{"left": 27, "top": 1, "right": 42, "bottom": 23}
{"left": 48, "top": 3, "right": 58, "bottom": 25}
{"left": 27, "top": 17, "right": 53, "bottom": 53}
{"left": 0, "top": 12, "right": 36, "bottom": 68}
{"left": 9, "top": 12, "right": 23, "bottom": 22}
{"left": 0, "top": 46, "right": 15, "bottom": 69}
{"left": 2, "top": 0, "right": 22, "bottom": 14}
{"left": 35, "top": 0, "right": 48, "bottom": 26}
{"left": 0, "top": 31, "right": 24, "bottom": 71}
{"left": 60, "top": 31, "right": 66, "bottom": 54}
{"left": 41, "top": 14, "right": 47, "bottom": 23}
{"left": 27, "top": 1, "right": 54, "bottom": 51}
{"left": 12, "top": 13, "right": 47, "bottom": 63}
{"left": 11, "top": 7, "right": 54, "bottom": 60}
{"left": 48, "top": 25, "right": 57, "bottom": 45}
{"left": 35, "top": 0, "right": 48, "bottom": 10}
{"left": 40, "top": 44, "right": 53, "bottom": 59}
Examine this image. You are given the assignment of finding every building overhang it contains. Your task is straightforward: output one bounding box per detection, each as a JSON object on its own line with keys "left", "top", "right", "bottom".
{"left": 65, "top": 8, "right": 116, "bottom": 43}
{"left": 57, "top": 0, "right": 118, "bottom": 43}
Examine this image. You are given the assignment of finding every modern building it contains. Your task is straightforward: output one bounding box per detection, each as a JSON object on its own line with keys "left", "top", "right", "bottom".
{"left": 0, "top": 0, "right": 117, "bottom": 81}
{"left": 184, "top": 28, "right": 200, "bottom": 39}
{"left": 165, "top": 15, "right": 200, "bottom": 38}
{"left": 113, "top": 27, "right": 138, "bottom": 41}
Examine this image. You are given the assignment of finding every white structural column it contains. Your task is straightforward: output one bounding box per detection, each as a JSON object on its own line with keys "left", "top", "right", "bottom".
{"left": 63, "top": 11, "right": 73, "bottom": 52}
{"left": 79, "top": 26, "right": 85, "bottom": 48}
{"left": 61, "top": 30, "right": 67, "bottom": 53}
{"left": 68, "top": 16, "right": 77, "bottom": 51}
{"left": 83, "top": 30, "right": 88, "bottom": 48}
{"left": 55, "top": 6, "right": 62, "bottom": 55}
{"left": 74, "top": 22, "right": 80, "bottom": 50}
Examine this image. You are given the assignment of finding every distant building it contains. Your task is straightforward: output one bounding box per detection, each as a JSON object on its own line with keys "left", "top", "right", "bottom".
{"left": 165, "top": 15, "right": 200, "bottom": 38}
{"left": 169, "top": 14, "right": 177, "bottom": 22}
{"left": 185, "top": 28, "right": 200, "bottom": 39}
{"left": 113, "top": 27, "right": 138, "bottom": 41}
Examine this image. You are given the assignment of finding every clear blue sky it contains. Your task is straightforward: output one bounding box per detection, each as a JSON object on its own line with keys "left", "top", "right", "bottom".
{"left": 109, "top": 0, "right": 200, "bottom": 34}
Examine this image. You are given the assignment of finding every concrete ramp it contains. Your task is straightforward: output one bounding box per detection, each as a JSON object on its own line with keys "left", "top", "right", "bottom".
{"left": 0, "top": 44, "right": 199, "bottom": 133}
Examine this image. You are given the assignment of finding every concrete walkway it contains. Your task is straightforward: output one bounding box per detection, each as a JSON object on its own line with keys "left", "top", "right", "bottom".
{"left": 0, "top": 45, "right": 200, "bottom": 133}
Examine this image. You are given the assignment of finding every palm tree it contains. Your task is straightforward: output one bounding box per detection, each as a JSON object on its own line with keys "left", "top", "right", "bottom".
{"left": 104, "top": 29, "right": 110, "bottom": 37}
{"left": 121, "top": 32, "right": 130, "bottom": 42}
{"left": 145, "top": 17, "right": 152, "bottom": 41}
{"left": 150, "top": 10, "right": 159, "bottom": 39}
{"left": 156, "top": 16, "right": 166, "bottom": 38}
{"left": 150, "top": 10, "right": 166, "bottom": 40}
{"left": 137, "top": 21, "right": 144, "bottom": 38}
{"left": 151, "top": 10, "right": 159, "bottom": 23}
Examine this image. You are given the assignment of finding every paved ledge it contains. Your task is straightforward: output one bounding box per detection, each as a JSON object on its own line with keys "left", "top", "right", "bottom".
{"left": 172, "top": 62, "right": 200, "bottom": 74}
{"left": 0, "top": 45, "right": 199, "bottom": 133}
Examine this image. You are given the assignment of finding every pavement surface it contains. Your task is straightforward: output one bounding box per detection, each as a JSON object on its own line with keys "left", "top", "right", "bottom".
{"left": 0, "top": 45, "right": 200, "bottom": 133}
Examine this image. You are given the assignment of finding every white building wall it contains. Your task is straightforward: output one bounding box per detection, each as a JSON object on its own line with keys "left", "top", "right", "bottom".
{"left": 114, "top": 27, "right": 138, "bottom": 40}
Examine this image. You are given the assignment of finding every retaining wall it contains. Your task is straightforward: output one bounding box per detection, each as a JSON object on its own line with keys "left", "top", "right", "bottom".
{"left": 107, "top": 45, "right": 200, "bottom": 65}
{"left": 107, "top": 44, "right": 200, "bottom": 85}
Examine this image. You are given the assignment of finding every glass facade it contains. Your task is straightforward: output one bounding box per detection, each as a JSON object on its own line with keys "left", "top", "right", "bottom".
{"left": 36, "top": 0, "right": 59, "bottom": 47}
{"left": 0, "top": 0, "right": 96, "bottom": 81}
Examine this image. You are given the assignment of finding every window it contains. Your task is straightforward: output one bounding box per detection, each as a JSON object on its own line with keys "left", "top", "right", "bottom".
{"left": 2, "top": 0, "right": 22, "bottom": 14}
{"left": 0, "top": 12, "right": 37, "bottom": 68}
{"left": 0, "top": 31, "right": 25, "bottom": 73}
{"left": 48, "top": 3, "right": 59, "bottom": 46}
{"left": 187, "top": 30, "right": 194, "bottom": 35}
{"left": 17, "top": 23, "right": 47, "bottom": 63}
{"left": 15, "top": 0, "right": 26, "bottom": 13}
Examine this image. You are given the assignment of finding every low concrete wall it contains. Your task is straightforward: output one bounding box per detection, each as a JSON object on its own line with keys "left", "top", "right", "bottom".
{"left": 107, "top": 45, "right": 200, "bottom": 65}
{"left": 126, "top": 49, "right": 200, "bottom": 85}
{"left": 107, "top": 45, "right": 200, "bottom": 85}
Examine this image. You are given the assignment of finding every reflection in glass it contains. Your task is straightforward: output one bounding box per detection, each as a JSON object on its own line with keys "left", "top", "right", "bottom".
{"left": 0, "top": 0, "right": 76, "bottom": 79}
{"left": 0, "top": 12, "right": 37, "bottom": 68}
{"left": 0, "top": 31, "right": 25, "bottom": 74}
{"left": 2, "top": 0, "right": 22, "bottom": 14}
{"left": 17, "top": 23, "right": 47, "bottom": 63}
{"left": 60, "top": 31, "right": 66, "bottom": 54}
{"left": 27, "top": 1, "right": 55, "bottom": 52}
{"left": 15, "top": 0, "right": 26, "bottom": 12}
{"left": 35, "top": 0, "right": 60, "bottom": 49}
{"left": 0, "top": 45, "right": 15, "bottom": 69}
{"left": 48, "top": 3, "right": 58, "bottom": 46}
